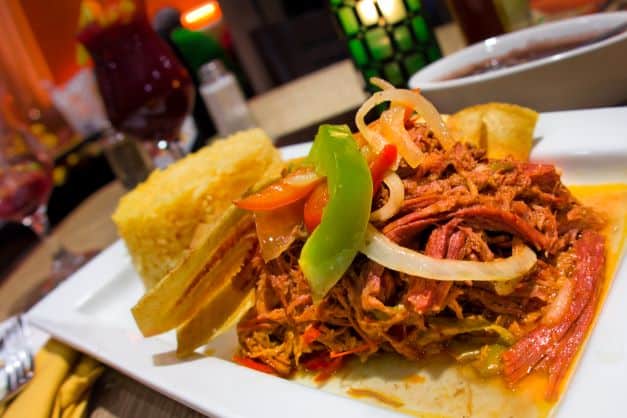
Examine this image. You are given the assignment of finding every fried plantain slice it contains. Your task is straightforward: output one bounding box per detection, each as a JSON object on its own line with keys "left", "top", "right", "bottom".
{"left": 447, "top": 103, "right": 538, "bottom": 161}
{"left": 176, "top": 234, "right": 258, "bottom": 357}
{"left": 131, "top": 206, "right": 253, "bottom": 337}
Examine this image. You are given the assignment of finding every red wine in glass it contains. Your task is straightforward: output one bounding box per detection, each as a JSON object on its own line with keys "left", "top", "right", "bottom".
{"left": 0, "top": 118, "right": 95, "bottom": 311}
{"left": 77, "top": 1, "right": 194, "bottom": 156}
{"left": 0, "top": 161, "right": 53, "bottom": 224}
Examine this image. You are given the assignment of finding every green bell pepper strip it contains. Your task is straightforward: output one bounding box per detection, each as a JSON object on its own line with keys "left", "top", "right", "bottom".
{"left": 299, "top": 124, "right": 373, "bottom": 301}
{"left": 471, "top": 344, "right": 508, "bottom": 377}
{"left": 447, "top": 342, "right": 508, "bottom": 376}
{"left": 419, "top": 316, "right": 516, "bottom": 346}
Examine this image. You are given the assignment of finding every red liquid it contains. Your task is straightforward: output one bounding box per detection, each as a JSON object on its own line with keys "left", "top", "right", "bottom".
{"left": 0, "top": 162, "right": 53, "bottom": 221}
{"left": 77, "top": 14, "right": 194, "bottom": 141}
{"left": 440, "top": 32, "right": 612, "bottom": 80}
{"left": 448, "top": 0, "right": 505, "bottom": 44}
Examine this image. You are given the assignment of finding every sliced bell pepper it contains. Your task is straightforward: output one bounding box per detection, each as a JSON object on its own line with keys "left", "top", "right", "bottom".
{"left": 301, "top": 351, "right": 344, "bottom": 382}
{"left": 303, "top": 182, "right": 329, "bottom": 234}
{"left": 314, "top": 357, "right": 343, "bottom": 382}
{"left": 233, "top": 355, "right": 277, "bottom": 375}
{"left": 299, "top": 124, "right": 373, "bottom": 301}
{"left": 302, "top": 324, "right": 322, "bottom": 346}
{"left": 234, "top": 168, "right": 321, "bottom": 211}
{"left": 329, "top": 343, "right": 371, "bottom": 359}
{"left": 369, "top": 144, "right": 397, "bottom": 193}
{"left": 303, "top": 144, "right": 396, "bottom": 234}
{"left": 471, "top": 344, "right": 507, "bottom": 377}
{"left": 427, "top": 316, "right": 516, "bottom": 345}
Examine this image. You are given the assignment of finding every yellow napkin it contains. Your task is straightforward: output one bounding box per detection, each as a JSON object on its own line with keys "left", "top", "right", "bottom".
{"left": 3, "top": 339, "right": 104, "bottom": 418}
{"left": 51, "top": 356, "right": 104, "bottom": 418}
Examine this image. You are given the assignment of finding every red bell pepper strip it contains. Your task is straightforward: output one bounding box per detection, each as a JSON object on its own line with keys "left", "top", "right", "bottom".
{"left": 369, "top": 144, "right": 397, "bottom": 194}
{"left": 404, "top": 106, "right": 413, "bottom": 122}
{"left": 234, "top": 169, "right": 322, "bottom": 211}
{"left": 302, "top": 352, "right": 344, "bottom": 382}
{"left": 302, "top": 324, "right": 322, "bottom": 346}
{"left": 302, "top": 144, "right": 397, "bottom": 234}
{"left": 329, "top": 343, "right": 371, "bottom": 359}
{"left": 233, "top": 355, "right": 277, "bottom": 375}
{"left": 303, "top": 182, "right": 329, "bottom": 234}
{"left": 314, "top": 357, "right": 343, "bottom": 382}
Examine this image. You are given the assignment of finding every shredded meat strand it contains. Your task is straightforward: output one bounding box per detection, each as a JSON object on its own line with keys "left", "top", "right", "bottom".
{"left": 502, "top": 231, "right": 605, "bottom": 399}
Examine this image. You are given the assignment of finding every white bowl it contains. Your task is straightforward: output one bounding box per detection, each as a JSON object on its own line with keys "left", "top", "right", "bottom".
{"left": 409, "top": 12, "right": 627, "bottom": 113}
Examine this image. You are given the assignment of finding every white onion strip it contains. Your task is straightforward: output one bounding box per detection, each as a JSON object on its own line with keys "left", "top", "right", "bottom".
{"left": 283, "top": 169, "right": 319, "bottom": 186}
{"left": 370, "top": 77, "right": 412, "bottom": 171}
{"left": 370, "top": 77, "right": 395, "bottom": 91}
{"left": 370, "top": 171, "right": 404, "bottom": 222}
{"left": 361, "top": 224, "right": 537, "bottom": 282}
{"left": 381, "top": 106, "right": 423, "bottom": 167}
{"left": 355, "top": 88, "right": 453, "bottom": 159}
{"left": 542, "top": 277, "right": 573, "bottom": 326}
{"left": 355, "top": 96, "right": 388, "bottom": 152}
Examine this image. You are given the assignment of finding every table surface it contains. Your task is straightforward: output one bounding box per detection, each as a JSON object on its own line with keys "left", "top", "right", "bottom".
{"left": 0, "top": 23, "right": 466, "bottom": 418}
{"left": 0, "top": 181, "right": 205, "bottom": 418}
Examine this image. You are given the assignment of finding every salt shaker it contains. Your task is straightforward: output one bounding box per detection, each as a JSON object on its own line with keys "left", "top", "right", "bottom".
{"left": 198, "top": 60, "right": 256, "bottom": 137}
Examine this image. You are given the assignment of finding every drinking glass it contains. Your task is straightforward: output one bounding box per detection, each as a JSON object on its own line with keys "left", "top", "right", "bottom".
{"left": 0, "top": 114, "right": 94, "bottom": 306}
{"left": 77, "top": 0, "right": 195, "bottom": 163}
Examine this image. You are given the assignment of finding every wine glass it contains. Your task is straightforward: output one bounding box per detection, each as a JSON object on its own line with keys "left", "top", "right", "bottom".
{"left": 0, "top": 112, "right": 95, "bottom": 306}
{"left": 77, "top": 0, "right": 195, "bottom": 165}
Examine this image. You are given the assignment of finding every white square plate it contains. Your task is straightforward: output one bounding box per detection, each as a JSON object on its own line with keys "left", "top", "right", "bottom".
{"left": 28, "top": 108, "right": 627, "bottom": 417}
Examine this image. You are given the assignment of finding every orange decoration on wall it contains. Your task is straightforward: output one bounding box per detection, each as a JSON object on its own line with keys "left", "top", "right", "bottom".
{"left": 0, "top": 0, "right": 54, "bottom": 109}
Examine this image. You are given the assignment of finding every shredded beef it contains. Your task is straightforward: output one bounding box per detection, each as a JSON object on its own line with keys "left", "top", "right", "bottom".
{"left": 236, "top": 121, "right": 606, "bottom": 389}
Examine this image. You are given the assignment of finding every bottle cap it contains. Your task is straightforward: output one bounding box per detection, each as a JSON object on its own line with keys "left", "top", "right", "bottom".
{"left": 198, "top": 59, "right": 228, "bottom": 84}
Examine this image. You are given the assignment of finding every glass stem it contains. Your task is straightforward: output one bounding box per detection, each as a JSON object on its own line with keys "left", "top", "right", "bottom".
{"left": 166, "top": 140, "right": 185, "bottom": 160}
{"left": 21, "top": 205, "right": 49, "bottom": 238}
{"left": 22, "top": 205, "right": 64, "bottom": 257}
{"left": 21, "top": 205, "right": 90, "bottom": 288}
{"left": 150, "top": 139, "right": 185, "bottom": 169}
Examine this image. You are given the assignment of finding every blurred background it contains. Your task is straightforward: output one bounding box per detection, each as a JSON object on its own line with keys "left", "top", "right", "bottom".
{"left": 1, "top": 0, "right": 626, "bottom": 280}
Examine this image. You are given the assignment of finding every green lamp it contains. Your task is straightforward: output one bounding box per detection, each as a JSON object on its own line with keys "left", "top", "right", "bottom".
{"left": 330, "top": 0, "right": 442, "bottom": 90}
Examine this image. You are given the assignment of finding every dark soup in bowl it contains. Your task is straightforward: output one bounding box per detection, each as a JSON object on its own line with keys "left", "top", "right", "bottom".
{"left": 440, "top": 28, "right": 626, "bottom": 81}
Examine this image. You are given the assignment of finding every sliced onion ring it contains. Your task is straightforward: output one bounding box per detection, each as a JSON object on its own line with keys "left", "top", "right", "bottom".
{"left": 380, "top": 106, "right": 423, "bottom": 167}
{"left": 370, "top": 171, "right": 404, "bottom": 222}
{"left": 283, "top": 169, "right": 320, "bottom": 186}
{"left": 356, "top": 88, "right": 453, "bottom": 155}
{"left": 361, "top": 224, "right": 537, "bottom": 282}
{"left": 370, "top": 78, "right": 413, "bottom": 168}
{"left": 542, "top": 276, "right": 573, "bottom": 326}
{"left": 370, "top": 77, "right": 395, "bottom": 91}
